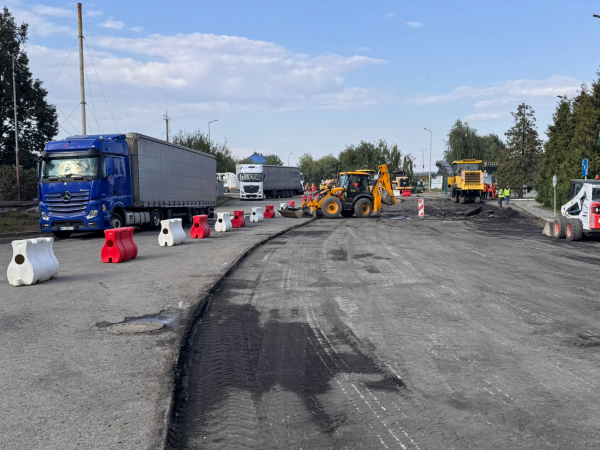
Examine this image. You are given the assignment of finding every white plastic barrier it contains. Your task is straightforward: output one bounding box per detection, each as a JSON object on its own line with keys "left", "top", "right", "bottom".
{"left": 250, "top": 208, "right": 259, "bottom": 223}
{"left": 158, "top": 218, "right": 186, "bottom": 246}
{"left": 215, "top": 212, "right": 233, "bottom": 232}
{"left": 279, "top": 202, "right": 288, "bottom": 210}
{"left": 253, "top": 207, "right": 264, "bottom": 222}
{"left": 7, "top": 237, "right": 59, "bottom": 286}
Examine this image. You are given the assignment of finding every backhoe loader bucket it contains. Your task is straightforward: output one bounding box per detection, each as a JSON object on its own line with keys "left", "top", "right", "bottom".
{"left": 382, "top": 190, "right": 395, "bottom": 205}
{"left": 278, "top": 207, "right": 313, "bottom": 218}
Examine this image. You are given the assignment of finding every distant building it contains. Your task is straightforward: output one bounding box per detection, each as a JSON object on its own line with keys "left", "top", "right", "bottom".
{"left": 247, "top": 153, "right": 267, "bottom": 164}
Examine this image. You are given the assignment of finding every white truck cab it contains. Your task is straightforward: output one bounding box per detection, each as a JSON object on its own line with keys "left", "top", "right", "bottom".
{"left": 237, "top": 165, "right": 265, "bottom": 199}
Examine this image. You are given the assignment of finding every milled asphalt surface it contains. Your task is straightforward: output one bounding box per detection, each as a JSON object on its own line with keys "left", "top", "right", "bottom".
{"left": 169, "top": 197, "right": 600, "bottom": 449}
{"left": 0, "top": 194, "right": 311, "bottom": 450}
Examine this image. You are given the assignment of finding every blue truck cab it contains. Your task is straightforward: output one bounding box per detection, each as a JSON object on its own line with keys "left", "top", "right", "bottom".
{"left": 39, "top": 134, "right": 131, "bottom": 238}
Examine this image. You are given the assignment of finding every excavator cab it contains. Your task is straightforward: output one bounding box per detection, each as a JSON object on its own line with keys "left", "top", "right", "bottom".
{"left": 339, "top": 173, "right": 370, "bottom": 201}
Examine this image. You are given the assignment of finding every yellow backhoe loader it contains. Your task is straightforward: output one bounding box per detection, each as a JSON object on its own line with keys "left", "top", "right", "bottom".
{"left": 280, "top": 164, "right": 396, "bottom": 218}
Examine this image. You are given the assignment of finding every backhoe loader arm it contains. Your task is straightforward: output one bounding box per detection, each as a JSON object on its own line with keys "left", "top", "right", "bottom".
{"left": 372, "top": 164, "right": 397, "bottom": 213}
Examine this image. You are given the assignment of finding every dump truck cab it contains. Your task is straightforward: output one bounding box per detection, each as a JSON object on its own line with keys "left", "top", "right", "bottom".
{"left": 448, "top": 159, "right": 484, "bottom": 203}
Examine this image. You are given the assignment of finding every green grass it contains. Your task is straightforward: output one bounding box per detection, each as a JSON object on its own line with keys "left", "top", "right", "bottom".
{"left": 0, "top": 208, "right": 40, "bottom": 236}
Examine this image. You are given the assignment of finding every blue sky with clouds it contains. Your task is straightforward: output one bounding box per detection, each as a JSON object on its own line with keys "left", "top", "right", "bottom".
{"left": 6, "top": 0, "right": 600, "bottom": 169}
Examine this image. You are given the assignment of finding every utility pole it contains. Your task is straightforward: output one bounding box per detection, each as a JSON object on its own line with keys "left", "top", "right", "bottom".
{"left": 419, "top": 149, "right": 426, "bottom": 170}
{"left": 77, "top": 3, "right": 86, "bottom": 135}
{"left": 163, "top": 110, "right": 170, "bottom": 142}
{"left": 12, "top": 54, "right": 20, "bottom": 201}
{"left": 208, "top": 119, "right": 218, "bottom": 143}
{"left": 424, "top": 128, "right": 432, "bottom": 191}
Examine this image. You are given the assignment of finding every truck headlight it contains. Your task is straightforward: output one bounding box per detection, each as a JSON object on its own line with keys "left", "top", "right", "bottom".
{"left": 40, "top": 211, "right": 49, "bottom": 221}
{"left": 86, "top": 209, "right": 98, "bottom": 219}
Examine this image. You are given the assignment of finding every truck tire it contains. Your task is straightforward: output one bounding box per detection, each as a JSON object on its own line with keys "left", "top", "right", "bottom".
{"left": 566, "top": 219, "right": 583, "bottom": 241}
{"left": 354, "top": 198, "right": 373, "bottom": 218}
{"left": 322, "top": 197, "right": 342, "bottom": 218}
{"left": 553, "top": 217, "right": 568, "bottom": 239}
{"left": 110, "top": 212, "right": 124, "bottom": 229}
{"left": 52, "top": 231, "right": 72, "bottom": 239}
{"left": 147, "top": 209, "right": 161, "bottom": 230}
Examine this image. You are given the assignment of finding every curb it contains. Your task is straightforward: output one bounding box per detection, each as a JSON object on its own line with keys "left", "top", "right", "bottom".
{"left": 161, "top": 215, "right": 318, "bottom": 449}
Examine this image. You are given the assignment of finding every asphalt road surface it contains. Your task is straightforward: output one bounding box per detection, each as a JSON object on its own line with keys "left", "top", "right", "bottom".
{"left": 168, "top": 197, "right": 600, "bottom": 449}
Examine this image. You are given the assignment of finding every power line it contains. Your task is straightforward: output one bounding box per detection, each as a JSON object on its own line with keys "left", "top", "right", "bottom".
{"left": 84, "top": 62, "right": 104, "bottom": 134}
{"left": 56, "top": 106, "right": 80, "bottom": 135}
{"left": 47, "top": 39, "right": 78, "bottom": 93}
{"left": 84, "top": 39, "right": 118, "bottom": 132}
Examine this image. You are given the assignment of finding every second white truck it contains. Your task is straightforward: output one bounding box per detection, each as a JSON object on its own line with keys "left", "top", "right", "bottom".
{"left": 236, "top": 164, "right": 302, "bottom": 199}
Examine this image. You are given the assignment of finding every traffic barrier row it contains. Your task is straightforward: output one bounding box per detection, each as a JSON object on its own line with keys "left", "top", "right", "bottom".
{"left": 7, "top": 237, "right": 60, "bottom": 286}
{"left": 7, "top": 205, "right": 286, "bottom": 283}
{"left": 158, "top": 219, "right": 186, "bottom": 247}
{"left": 101, "top": 227, "right": 138, "bottom": 263}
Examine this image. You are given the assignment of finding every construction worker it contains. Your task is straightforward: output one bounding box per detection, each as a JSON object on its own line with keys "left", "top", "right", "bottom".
{"left": 483, "top": 183, "right": 488, "bottom": 199}
{"left": 504, "top": 185, "right": 511, "bottom": 205}
{"left": 311, "top": 182, "right": 316, "bottom": 191}
{"left": 497, "top": 187, "right": 504, "bottom": 210}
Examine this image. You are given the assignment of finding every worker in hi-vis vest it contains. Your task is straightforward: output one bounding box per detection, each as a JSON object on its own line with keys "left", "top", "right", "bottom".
{"left": 504, "top": 186, "right": 511, "bottom": 205}
{"left": 497, "top": 187, "right": 504, "bottom": 210}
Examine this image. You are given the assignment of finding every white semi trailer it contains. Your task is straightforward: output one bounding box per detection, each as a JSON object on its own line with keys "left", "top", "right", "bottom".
{"left": 236, "top": 164, "right": 302, "bottom": 200}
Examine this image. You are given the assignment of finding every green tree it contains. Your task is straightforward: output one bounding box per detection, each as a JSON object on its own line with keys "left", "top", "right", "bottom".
{"left": 401, "top": 154, "right": 415, "bottom": 183}
{"left": 298, "top": 153, "right": 339, "bottom": 185}
{"left": 339, "top": 140, "right": 401, "bottom": 172}
{"left": 0, "top": 7, "right": 58, "bottom": 170}
{"left": 478, "top": 134, "right": 505, "bottom": 163}
{"left": 444, "top": 119, "right": 481, "bottom": 162}
{"left": 172, "top": 130, "right": 236, "bottom": 173}
{"left": 497, "top": 103, "right": 543, "bottom": 198}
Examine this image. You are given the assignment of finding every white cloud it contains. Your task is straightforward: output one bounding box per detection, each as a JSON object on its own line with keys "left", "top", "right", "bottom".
{"left": 130, "top": 26, "right": 143, "bottom": 33}
{"left": 464, "top": 112, "right": 507, "bottom": 122}
{"left": 99, "top": 19, "right": 125, "bottom": 30}
{"left": 351, "top": 46, "right": 371, "bottom": 53}
{"left": 406, "top": 21, "right": 425, "bottom": 29}
{"left": 385, "top": 13, "right": 396, "bottom": 19}
{"left": 410, "top": 75, "right": 581, "bottom": 106}
{"left": 25, "top": 31, "right": 387, "bottom": 135}
{"left": 85, "top": 10, "right": 104, "bottom": 18}
{"left": 32, "top": 5, "right": 73, "bottom": 17}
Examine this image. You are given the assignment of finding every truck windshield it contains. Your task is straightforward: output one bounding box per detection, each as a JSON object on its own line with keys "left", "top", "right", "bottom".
{"left": 239, "top": 173, "right": 262, "bottom": 182}
{"left": 592, "top": 188, "right": 600, "bottom": 201}
{"left": 455, "top": 163, "right": 480, "bottom": 171}
{"left": 337, "top": 174, "right": 348, "bottom": 188}
{"left": 41, "top": 156, "right": 99, "bottom": 180}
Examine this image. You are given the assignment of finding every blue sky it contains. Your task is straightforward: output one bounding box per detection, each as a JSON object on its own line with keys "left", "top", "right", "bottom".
{"left": 6, "top": 0, "right": 600, "bottom": 170}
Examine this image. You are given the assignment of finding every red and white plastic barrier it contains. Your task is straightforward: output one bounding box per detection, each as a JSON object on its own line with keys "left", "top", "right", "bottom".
{"left": 158, "top": 219, "right": 186, "bottom": 247}
{"left": 215, "top": 212, "right": 233, "bottom": 232}
{"left": 418, "top": 199, "right": 424, "bottom": 217}
{"left": 289, "top": 201, "right": 295, "bottom": 208}
{"left": 232, "top": 210, "right": 246, "bottom": 228}
{"left": 7, "top": 237, "right": 60, "bottom": 286}
{"left": 264, "top": 205, "right": 276, "bottom": 219}
{"left": 191, "top": 215, "right": 210, "bottom": 239}
{"left": 101, "top": 227, "right": 138, "bottom": 263}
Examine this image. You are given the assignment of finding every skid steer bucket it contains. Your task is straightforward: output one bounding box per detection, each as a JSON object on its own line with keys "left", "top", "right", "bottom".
{"left": 278, "top": 207, "right": 313, "bottom": 218}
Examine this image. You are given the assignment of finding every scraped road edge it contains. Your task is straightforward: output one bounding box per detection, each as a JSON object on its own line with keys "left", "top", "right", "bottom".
{"left": 160, "top": 215, "right": 318, "bottom": 449}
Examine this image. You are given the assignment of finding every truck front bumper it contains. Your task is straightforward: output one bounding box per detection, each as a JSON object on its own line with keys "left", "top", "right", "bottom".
{"left": 40, "top": 216, "right": 105, "bottom": 232}
{"left": 240, "top": 193, "right": 263, "bottom": 199}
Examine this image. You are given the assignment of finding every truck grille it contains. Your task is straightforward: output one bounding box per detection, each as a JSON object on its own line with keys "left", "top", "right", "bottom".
{"left": 244, "top": 185, "right": 259, "bottom": 193}
{"left": 465, "top": 173, "right": 481, "bottom": 184}
{"left": 45, "top": 190, "right": 90, "bottom": 217}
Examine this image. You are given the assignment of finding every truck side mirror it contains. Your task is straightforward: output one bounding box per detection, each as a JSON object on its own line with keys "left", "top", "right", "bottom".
{"left": 263, "top": 174, "right": 266, "bottom": 180}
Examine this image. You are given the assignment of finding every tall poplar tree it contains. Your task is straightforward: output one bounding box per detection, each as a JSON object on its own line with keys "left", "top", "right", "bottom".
{"left": 497, "top": 103, "right": 542, "bottom": 198}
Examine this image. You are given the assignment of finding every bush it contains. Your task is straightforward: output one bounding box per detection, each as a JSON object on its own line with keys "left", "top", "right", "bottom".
{"left": 0, "top": 165, "right": 38, "bottom": 201}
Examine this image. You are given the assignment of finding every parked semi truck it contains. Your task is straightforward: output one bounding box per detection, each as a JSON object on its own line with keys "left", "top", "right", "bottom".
{"left": 38, "top": 133, "right": 217, "bottom": 238}
{"left": 217, "top": 172, "right": 240, "bottom": 192}
{"left": 236, "top": 164, "right": 302, "bottom": 199}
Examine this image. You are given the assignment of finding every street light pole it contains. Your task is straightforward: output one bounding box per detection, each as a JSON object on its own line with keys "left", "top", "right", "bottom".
{"left": 12, "top": 53, "right": 20, "bottom": 201}
{"left": 424, "top": 128, "right": 432, "bottom": 191}
{"left": 208, "top": 119, "right": 219, "bottom": 143}
{"left": 288, "top": 153, "right": 292, "bottom": 166}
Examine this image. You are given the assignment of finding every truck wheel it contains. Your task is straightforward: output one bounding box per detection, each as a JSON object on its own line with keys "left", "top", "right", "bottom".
{"left": 322, "top": 197, "right": 342, "bottom": 218}
{"left": 354, "top": 198, "right": 372, "bottom": 218}
{"left": 52, "top": 231, "right": 72, "bottom": 239}
{"left": 149, "top": 209, "right": 162, "bottom": 230}
{"left": 566, "top": 219, "right": 583, "bottom": 241}
{"left": 553, "top": 217, "right": 568, "bottom": 239}
{"left": 110, "top": 212, "right": 124, "bottom": 229}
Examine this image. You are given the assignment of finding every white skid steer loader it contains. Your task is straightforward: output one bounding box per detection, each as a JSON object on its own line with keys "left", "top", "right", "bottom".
{"left": 553, "top": 179, "right": 600, "bottom": 240}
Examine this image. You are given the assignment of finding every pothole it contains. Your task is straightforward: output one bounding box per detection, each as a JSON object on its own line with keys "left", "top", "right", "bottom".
{"left": 99, "top": 308, "right": 180, "bottom": 335}
{"left": 107, "top": 321, "right": 164, "bottom": 335}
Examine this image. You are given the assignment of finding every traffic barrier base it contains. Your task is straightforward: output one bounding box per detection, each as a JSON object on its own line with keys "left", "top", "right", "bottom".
{"left": 101, "top": 227, "right": 138, "bottom": 263}
{"left": 279, "top": 202, "right": 288, "bottom": 210}
{"left": 289, "top": 201, "right": 295, "bottom": 208}
{"left": 7, "top": 237, "right": 60, "bottom": 286}
{"left": 402, "top": 190, "right": 412, "bottom": 197}
{"left": 264, "top": 205, "right": 275, "bottom": 219}
{"left": 191, "top": 215, "right": 210, "bottom": 239}
{"left": 215, "top": 212, "right": 233, "bottom": 232}
{"left": 158, "top": 219, "right": 186, "bottom": 246}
